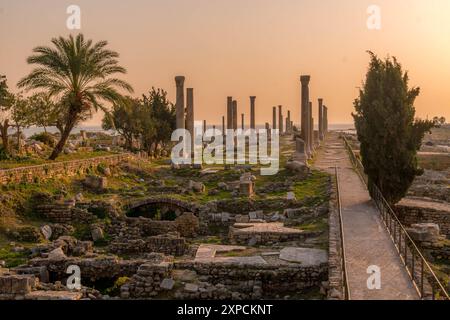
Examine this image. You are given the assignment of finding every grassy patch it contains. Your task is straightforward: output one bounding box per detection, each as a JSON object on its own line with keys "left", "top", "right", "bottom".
{"left": 0, "top": 246, "right": 29, "bottom": 268}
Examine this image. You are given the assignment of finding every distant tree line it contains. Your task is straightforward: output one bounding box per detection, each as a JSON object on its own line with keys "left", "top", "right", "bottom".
{"left": 102, "top": 88, "right": 176, "bottom": 156}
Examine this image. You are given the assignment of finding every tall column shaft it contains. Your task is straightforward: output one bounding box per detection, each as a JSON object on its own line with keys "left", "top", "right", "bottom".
{"left": 222, "top": 116, "right": 225, "bottom": 135}
{"left": 287, "top": 110, "right": 291, "bottom": 133}
{"left": 272, "top": 106, "right": 277, "bottom": 130}
{"left": 227, "top": 97, "right": 233, "bottom": 130}
{"left": 278, "top": 105, "right": 283, "bottom": 134}
{"left": 300, "top": 75, "right": 311, "bottom": 156}
{"left": 324, "top": 106, "right": 328, "bottom": 134}
{"left": 309, "top": 102, "right": 314, "bottom": 153}
{"left": 175, "top": 76, "right": 185, "bottom": 130}
{"left": 186, "top": 88, "right": 194, "bottom": 145}
{"left": 250, "top": 96, "right": 256, "bottom": 129}
{"left": 318, "top": 98, "right": 324, "bottom": 140}
{"left": 203, "top": 120, "right": 207, "bottom": 135}
{"left": 232, "top": 100, "right": 238, "bottom": 131}
{"left": 241, "top": 114, "right": 244, "bottom": 130}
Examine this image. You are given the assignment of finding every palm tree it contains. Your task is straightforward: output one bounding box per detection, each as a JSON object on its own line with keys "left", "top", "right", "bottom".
{"left": 18, "top": 34, "right": 133, "bottom": 160}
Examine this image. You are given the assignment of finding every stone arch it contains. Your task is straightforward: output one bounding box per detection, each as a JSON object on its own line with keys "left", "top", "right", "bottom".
{"left": 126, "top": 197, "right": 199, "bottom": 219}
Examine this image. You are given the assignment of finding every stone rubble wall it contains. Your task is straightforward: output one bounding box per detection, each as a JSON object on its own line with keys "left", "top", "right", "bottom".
{"left": 108, "top": 213, "right": 199, "bottom": 240}
{"left": 35, "top": 203, "right": 96, "bottom": 224}
{"left": 0, "top": 274, "right": 37, "bottom": 300}
{"left": 174, "top": 261, "right": 327, "bottom": 297}
{"left": 327, "top": 177, "right": 345, "bottom": 300}
{"left": 395, "top": 203, "right": 450, "bottom": 237}
{"left": 28, "top": 256, "right": 147, "bottom": 282}
{"left": 228, "top": 229, "right": 313, "bottom": 245}
{"left": 0, "top": 154, "right": 129, "bottom": 185}
{"left": 120, "top": 262, "right": 172, "bottom": 299}
{"left": 109, "top": 235, "right": 187, "bottom": 256}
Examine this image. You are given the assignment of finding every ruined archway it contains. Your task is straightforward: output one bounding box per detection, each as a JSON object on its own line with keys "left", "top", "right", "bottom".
{"left": 126, "top": 197, "right": 199, "bottom": 220}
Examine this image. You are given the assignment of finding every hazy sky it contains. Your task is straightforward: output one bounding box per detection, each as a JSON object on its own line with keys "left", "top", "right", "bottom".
{"left": 1, "top": 0, "right": 450, "bottom": 126}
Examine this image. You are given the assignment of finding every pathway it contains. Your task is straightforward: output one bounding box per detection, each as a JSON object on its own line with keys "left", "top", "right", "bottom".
{"left": 314, "top": 132, "right": 418, "bottom": 300}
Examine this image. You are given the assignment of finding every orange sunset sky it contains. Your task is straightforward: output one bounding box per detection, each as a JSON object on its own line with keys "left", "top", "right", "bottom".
{"left": 1, "top": 0, "right": 449, "bottom": 127}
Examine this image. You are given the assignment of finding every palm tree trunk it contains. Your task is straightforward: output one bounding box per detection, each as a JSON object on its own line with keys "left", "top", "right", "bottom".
{"left": 0, "top": 120, "right": 9, "bottom": 153}
{"left": 49, "top": 115, "right": 77, "bottom": 160}
{"left": 16, "top": 125, "right": 21, "bottom": 154}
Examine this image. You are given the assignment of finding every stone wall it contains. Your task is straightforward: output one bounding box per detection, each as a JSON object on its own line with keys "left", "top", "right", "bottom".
{"left": 108, "top": 213, "right": 199, "bottom": 240}
{"left": 121, "top": 262, "right": 172, "bottom": 299}
{"left": 35, "top": 201, "right": 96, "bottom": 224}
{"left": 395, "top": 198, "right": 450, "bottom": 237}
{"left": 0, "top": 154, "right": 129, "bottom": 185}
{"left": 174, "top": 261, "right": 327, "bottom": 298}
{"left": 109, "top": 234, "right": 187, "bottom": 257}
{"left": 28, "top": 256, "right": 147, "bottom": 282}
{"left": 0, "top": 274, "right": 37, "bottom": 300}
{"left": 327, "top": 176, "right": 345, "bottom": 300}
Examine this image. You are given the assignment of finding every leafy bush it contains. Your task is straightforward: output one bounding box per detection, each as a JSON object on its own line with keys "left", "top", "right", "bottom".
{"left": 30, "top": 132, "right": 56, "bottom": 147}
{"left": 0, "top": 145, "right": 11, "bottom": 160}
{"left": 104, "top": 276, "right": 130, "bottom": 296}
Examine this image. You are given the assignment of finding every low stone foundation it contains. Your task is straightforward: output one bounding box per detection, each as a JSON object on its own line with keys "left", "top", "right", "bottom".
{"left": 229, "top": 222, "right": 313, "bottom": 245}
{"left": 35, "top": 202, "right": 96, "bottom": 224}
{"left": 174, "top": 260, "right": 327, "bottom": 298}
{"left": 395, "top": 198, "right": 450, "bottom": 237}
{"left": 0, "top": 274, "right": 37, "bottom": 300}
{"left": 109, "top": 234, "right": 187, "bottom": 256}
{"left": 121, "top": 262, "right": 172, "bottom": 299}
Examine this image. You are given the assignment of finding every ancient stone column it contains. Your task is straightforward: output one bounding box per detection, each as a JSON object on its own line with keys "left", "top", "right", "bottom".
{"left": 227, "top": 97, "right": 233, "bottom": 130}
{"left": 300, "top": 76, "right": 311, "bottom": 157}
{"left": 309, "top": 102, "right": 314, "bottom": 154}
{"left": 222, "top": 116, "right": 225, "bottom": 135}
{"left": 286, "top": 110, "right": 291, "bottom": 133}
{"left": 272, "top": 106, "right": 277, "bottom": 130}
{"left": 314, "top": 130, "right": 320, "bottom": 147}
{"left": 232, "top": 100, "right": 238, "bottom": 131}
{"left": 250, "top": 96, "right": 256, "bottom": 130}
{"left": 175, "top": 76, "right": 185, "bottom": 130}
{"left": 318, "top": 98, "right": 324, "bottom": 141}
{"left": 278, "top": 105, "right": 283, "bottom": 134}
{"left": 241, "top": 113, "right": 245, "bottom": 130}
{"left": 186, "top": 88, "right": 194, "bottom": 145}
{"left": 323, "top": 105, "right": 328, "bottom": 134}
{"left": 295, "top": 138, "right": 307, "bottom": 161}
{"left": 203, "top": 120, "right": 207, "bottom": 135}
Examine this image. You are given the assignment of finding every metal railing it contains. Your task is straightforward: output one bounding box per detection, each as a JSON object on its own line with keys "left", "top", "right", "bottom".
{"left": 335, "top": 166, "right": 351, "bottom": 300}
{"left": 342, "top": 135, "right": 449, "bottom": 300}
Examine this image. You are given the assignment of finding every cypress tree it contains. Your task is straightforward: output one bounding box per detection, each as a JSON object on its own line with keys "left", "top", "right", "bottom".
{"left": 353, "top": 52, "right": 435, "bottom": 204}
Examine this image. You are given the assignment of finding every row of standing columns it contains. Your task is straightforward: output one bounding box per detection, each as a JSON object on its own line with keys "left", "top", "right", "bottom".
{"left": 175, "top": 75, "right": 328, "bottom": 156}
{"left": 298, "top": 75, "right": 329, "bottom": 160}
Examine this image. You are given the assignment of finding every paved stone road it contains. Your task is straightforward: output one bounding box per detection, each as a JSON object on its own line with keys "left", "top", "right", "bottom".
{"left": 314, "top": 132, "right": 419, "bottom": 300}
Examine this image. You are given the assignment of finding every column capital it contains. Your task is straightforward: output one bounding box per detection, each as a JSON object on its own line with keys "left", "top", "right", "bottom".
{"left": 250, "top": 96, "right": 256, "bottom": 101}
{"left": 300, "top": 75, "right": 311, "bottom": 85}
{"left": 175, "top": 76, "right": 185, "bottom": 86}
{"left": 318, "top": 98, "right": 323, "bottom": 104}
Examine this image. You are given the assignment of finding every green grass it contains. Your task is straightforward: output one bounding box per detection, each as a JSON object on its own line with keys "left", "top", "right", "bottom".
{"left": 291, "top": 170, "right": 330, "bottom": 204}
{"left": 0, "top": 246, "right": 29, "bottom": 268}
{"left": 295, "top": 218, "right": 328, "bottom": 232}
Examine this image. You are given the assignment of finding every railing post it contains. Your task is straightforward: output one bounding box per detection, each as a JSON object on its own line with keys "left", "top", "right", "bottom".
{"left": 420, "top": 259, "right": 424, "bottom": 299}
